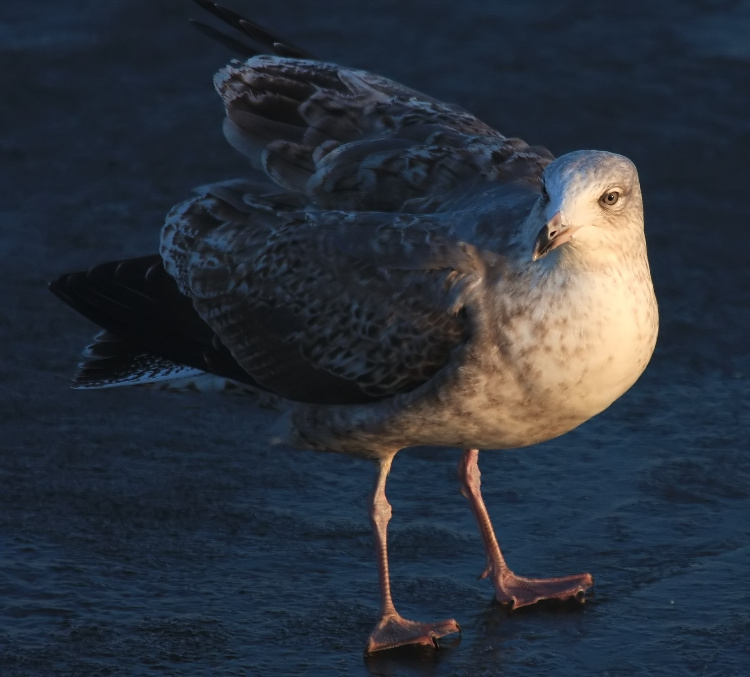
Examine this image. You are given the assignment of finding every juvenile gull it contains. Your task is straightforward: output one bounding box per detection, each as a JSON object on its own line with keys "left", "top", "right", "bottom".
{"left": 49, "top": 1, "right": 658, "bottom": 654}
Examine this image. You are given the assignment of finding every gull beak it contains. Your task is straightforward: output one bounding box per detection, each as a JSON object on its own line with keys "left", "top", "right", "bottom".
{"left": 532, "top": 212, "right": 578, "bottom": 261}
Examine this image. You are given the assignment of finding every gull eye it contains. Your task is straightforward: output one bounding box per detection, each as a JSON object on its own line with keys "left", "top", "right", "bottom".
{"left": 600, "top": 190, "right": 620, "bottom": 207}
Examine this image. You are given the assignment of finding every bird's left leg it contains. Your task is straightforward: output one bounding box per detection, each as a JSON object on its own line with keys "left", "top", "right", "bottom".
{"left": 365, "top": 453, "right": 460, "bottom": 654}
{"left": 458, "top": 448, "right": 592, "bottom": 608}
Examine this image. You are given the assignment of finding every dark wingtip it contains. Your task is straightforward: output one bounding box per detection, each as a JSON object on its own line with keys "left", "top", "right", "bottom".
{"left": 189, "top": 19, "right": 260, "bottom": 58}
{"left": 48, "top": 270, "right": 82, "bottom": 307}
{"left": 190, "top": 0, "right": 315, "bottom": 59}
{"left": 236, "top": 18, "right": 313, "bottom": 59}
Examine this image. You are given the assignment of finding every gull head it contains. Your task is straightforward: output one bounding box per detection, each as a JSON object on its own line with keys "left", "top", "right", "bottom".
{"left": 530, "top": 150, "right": 644, "bottom": 263}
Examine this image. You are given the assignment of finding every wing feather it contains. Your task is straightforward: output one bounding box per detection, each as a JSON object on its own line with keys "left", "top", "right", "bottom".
{"left": 161, "top": 185, "right": 475, "bottom": 401}
{"left": 214, "top": 56, "right": 553, "bottom": 212}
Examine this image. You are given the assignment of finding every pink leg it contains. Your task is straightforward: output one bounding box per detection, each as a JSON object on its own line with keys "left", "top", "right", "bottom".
{"left": 365, "top": 455, "right": 460, "bottom": 654}
{"left": 458, "top": 448, "right": 593, "bottom": 609}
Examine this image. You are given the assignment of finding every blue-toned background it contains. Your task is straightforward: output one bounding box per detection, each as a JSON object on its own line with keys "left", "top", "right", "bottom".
{"left": 2, "top": 1, "right": 748, "bottom": 674}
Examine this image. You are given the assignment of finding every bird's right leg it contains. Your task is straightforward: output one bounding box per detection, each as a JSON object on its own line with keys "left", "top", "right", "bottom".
{"left": 364, "top": 454, "right": 460, "bottom": 654}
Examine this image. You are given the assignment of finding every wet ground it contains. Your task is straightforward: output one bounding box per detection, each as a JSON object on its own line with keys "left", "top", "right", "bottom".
{"left": 2, "top": 0, "right": 749, "bottom": 675}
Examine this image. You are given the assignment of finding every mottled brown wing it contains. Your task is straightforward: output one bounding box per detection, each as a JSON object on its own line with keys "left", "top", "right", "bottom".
{"left": 160, "top": 9, "right": 551, "bottom": 403}
{"left": 160, "top": 184, "right": 481, "bottom": 403}
{"left": 215, "top": 56, "right": 553, "bottom": 212}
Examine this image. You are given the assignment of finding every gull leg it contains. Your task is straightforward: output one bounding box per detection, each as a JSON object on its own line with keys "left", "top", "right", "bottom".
{"left": 458, "top": 448, "right": 593, "bottom": 608}
{"left": 365, "top": 454, "right": 460, "bottom": 654}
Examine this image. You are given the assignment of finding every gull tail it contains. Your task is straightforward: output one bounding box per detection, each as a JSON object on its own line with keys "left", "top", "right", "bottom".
{"left": 49, "top": 255, "right": 258, "bottom": 391}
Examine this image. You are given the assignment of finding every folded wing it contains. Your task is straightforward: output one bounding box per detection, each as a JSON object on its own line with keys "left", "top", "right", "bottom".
{"left": 161, "top": 184, "right": 479, "bottom": 404}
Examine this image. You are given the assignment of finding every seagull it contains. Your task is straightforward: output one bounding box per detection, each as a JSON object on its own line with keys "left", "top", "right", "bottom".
{"left": 49, "top": 0, "right": 658, "bottom": 654}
